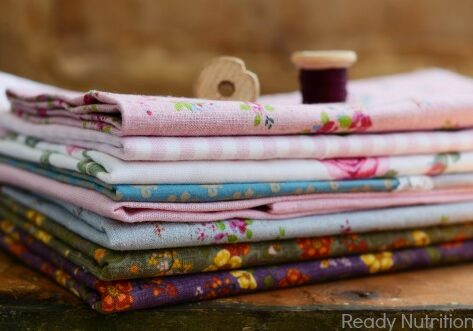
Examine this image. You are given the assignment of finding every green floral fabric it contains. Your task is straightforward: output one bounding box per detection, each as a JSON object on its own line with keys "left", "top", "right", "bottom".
{"left": 1, "top": 197, "right": 473, "bottom": 281}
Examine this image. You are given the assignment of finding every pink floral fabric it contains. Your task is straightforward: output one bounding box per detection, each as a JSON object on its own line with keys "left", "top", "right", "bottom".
{"left": 323, "top": 158, "right": 388, "bottom": 180}
{"left": 6, "top": 69, "right": 473, "bottom": 136}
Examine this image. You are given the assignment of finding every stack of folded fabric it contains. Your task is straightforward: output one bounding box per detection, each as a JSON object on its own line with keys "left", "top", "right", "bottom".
{"left": 1, "top": 68, "right": 473, "bottom": 313}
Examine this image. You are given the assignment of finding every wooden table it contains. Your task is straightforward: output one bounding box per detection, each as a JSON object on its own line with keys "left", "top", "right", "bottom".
{"left": 1, "top": 251, "right": 473, "bottom": 331}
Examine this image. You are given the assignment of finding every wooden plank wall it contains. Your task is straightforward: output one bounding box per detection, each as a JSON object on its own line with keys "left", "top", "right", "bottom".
{"left": 0, "top": 0, "right": 472, "bottom": 96}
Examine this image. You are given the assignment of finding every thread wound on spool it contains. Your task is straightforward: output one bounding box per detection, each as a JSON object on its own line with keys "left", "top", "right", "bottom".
{"left": 291, "top": 50, "right": 357, "bottom": 104}
{"left": 299, "top": 68, "right": 347, "bottom": 104}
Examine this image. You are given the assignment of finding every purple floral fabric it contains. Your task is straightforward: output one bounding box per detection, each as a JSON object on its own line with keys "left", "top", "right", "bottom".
{"left": 1, "top": 220, "right": 473, "bottom": 313}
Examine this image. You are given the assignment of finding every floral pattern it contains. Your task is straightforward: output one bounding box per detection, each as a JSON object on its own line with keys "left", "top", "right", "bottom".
{"left": 360, "top": 252, "right": 394, "bottom": 273}
{"left": 240, "top": 102, "right": 275, "bottom": 129}
{"left": 426, "top": 153, "right": 461, "bottom": 176}
{"left": 2, "top": 222, "right": 473, "bottom": 314}
{"left": 204, "top": 244, "right": 250, "bottom": 271}
{"left": 324, "top": 157, "right": 383, "bottom": 180}
{"left": 278, "top": 268, "right": 310, "bottom": 288}
{"left": 149, "top": 279, "right": 178, "bottom": 298}
{"left": 8, "top": 69, "right": 473, "bottom": 137}
{"left": 230, "top": 270, "right": 257, "bottom": 289}
{"left": 0, "top": 153, "right": 403, "bottom": 203}
{"left": 173, "top": 101, "right": 216, "bottom": 112}
{"left": 205, "top": 219, "right": 254, "bottom": 243}
{"left": 96, "top": 281, "right": 134, "bottom": 312}
{"left": 412, "top": 230, "right": 431, "bottom": 246}
{"left": 201, "top": 275, "right": 234, "bottom": 299}
{"left": 2, "top": 199, "right": 473, "bottom": 282}
{"left": 2, "top": 135, "right": 471, "bottom": 209}
{"left": 296, "top": 237, "right": 332, "bottom": 259}
{"left": 311, "top": 110, "right": 372, "bottom": 134}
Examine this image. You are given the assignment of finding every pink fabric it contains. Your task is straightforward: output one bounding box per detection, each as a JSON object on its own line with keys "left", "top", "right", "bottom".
{"left": 3, "top": 163, "right": 473, "bottom": 223}
{"left": 323, "top": 158, "right": 385, "bottom": 179}
{"left": 4, "top": 113, "right": 473, "bottom": 161}
{"left": 6, "top": 69, "right": 473, "bottom": 137}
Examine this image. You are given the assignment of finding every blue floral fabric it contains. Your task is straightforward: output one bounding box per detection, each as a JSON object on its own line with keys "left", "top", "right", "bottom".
{"left": 0, "top": 156, "right": 400, "bottom": 202}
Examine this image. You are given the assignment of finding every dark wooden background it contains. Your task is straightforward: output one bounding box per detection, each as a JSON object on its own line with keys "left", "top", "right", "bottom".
{"left": 1, "top": 0, "right": 473, "bottom": 96}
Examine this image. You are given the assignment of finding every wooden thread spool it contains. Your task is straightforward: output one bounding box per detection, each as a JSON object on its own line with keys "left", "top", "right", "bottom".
{"left": 194, "top": 56, "right": 260, "bottom": 102}
{"left": 291, "top": 50, "right": 357, "bottom": 104}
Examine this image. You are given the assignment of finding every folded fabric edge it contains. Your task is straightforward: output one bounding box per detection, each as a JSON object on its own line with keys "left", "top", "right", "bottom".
{"left": 2, "top": 197, "right": 473, "bottom": 281}
{"left": 2, "top": 225, "right": 473, "bottom": 313}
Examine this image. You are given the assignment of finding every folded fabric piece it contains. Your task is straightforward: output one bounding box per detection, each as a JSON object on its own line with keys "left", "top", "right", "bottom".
{"left": 4, "top": 154, "right": 473, "bottom": 203}
{"left": 4, "top": 164, "right": 473, "bottom": 222}
{"left": 2, "top": 224, "right": 473, "bottom": 313}
{"left": 6, "top": 69, "right": 473, "bottom": 137}
{"left": 0, "top": 155, "right": 407, "bottom": 202}
{"left": 3, "top": 113, "right": 473, "bottom": 161}
{"left": 5, "top": 186, "right": 473, "bottom": 251}
{"left": 1, "top": 135, "right": 472, "bottom": 184}
{"left": 2, "top": 200, "right": 472, "bottom": 280}
{"left": 0, "top": 72, "right": 54, "bottom": 112}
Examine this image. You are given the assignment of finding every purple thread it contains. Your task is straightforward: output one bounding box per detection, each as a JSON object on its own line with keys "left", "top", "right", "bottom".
{"left": 299, "top": 68, "right": 348, "bottom": 104}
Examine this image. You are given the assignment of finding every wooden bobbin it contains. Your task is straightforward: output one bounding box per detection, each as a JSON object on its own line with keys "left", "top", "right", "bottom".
{"left": 291, "top": 50, "right": 357, "bottom": 104}
{"left": 194, "top": 56, "right": 260, "bottom": 102}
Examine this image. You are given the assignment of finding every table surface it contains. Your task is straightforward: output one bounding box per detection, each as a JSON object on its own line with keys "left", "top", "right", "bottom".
{"left": 1, "top": 250, "right": 473, "bottom": 331}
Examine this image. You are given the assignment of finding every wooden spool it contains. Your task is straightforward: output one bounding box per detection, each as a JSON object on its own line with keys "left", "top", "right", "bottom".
{"left": 291, "top": 50, "right": 357, "bottom": 70}
{"left": 194, "top": 56, "right": 260, "bottom": 102}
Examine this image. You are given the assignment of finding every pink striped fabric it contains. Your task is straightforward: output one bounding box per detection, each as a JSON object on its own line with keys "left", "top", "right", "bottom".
{"left": 2, "top": 113, "right": 473, "bottom": 161}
